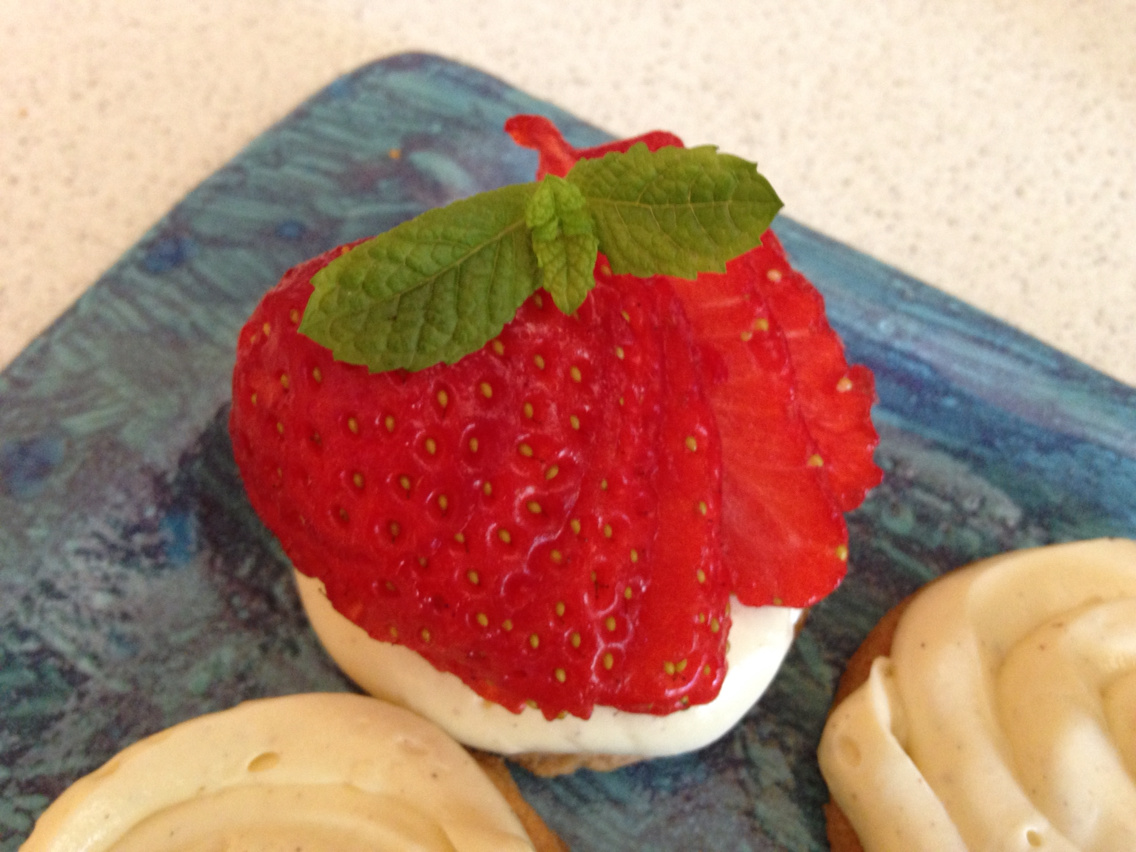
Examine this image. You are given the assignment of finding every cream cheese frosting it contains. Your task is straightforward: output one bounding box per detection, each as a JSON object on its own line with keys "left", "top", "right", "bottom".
{"left": 818, "top": 538, "right": 1136, "bottom": 851}
{"left": 21, "top": 693, "right": 536, "bottom": 852}
{"left": 296, "top": 571, "right": 802, "bottom": 757}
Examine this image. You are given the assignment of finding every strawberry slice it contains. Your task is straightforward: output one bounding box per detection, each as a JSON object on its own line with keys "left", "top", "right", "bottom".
{"left": 590, "top": 260, "right": 729, "bottom": 712}
{"left": 745, "top": 232, "right": 882, "bottom": 510}
{"left": 510, "top": 117, "right": 882, "bottom": 607}
{"left": 669, "top": 252, "right": 848, "bottom": 607}
{"left": 230, "top": 247, "right": 728, "bottom": 719}
{"left": 231, "top": 117, "right": 881, "bottom": 721}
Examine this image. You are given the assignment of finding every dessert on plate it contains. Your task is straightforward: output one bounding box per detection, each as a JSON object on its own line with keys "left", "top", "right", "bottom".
{"left": 228, "top": 115, "right": 882, "bottom": 774}
{"left": 818, "top": 538, "right": 1136, "bottom": 851}
{"left": 20, "top": 692, "right": 565, "bottom": 851}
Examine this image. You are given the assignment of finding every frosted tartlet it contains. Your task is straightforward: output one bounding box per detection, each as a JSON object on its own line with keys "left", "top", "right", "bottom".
{"left": 22, "top": 692, "right": 563, "bottom": 851}
{"left": 818, "top": 538, "right": 1136, "bottom": 852}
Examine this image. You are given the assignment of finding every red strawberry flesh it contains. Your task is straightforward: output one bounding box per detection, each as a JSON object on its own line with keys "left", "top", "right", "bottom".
{"left": 230, "top": 116, "right": 881, "bottom": 720}
{"left": 669, "top": 250, "right": 849, "bottom": 607}
{"left": 508, "top": 115, "right": 882, "bottom": 607}
{"left": 230, "top": 247, "right": 728, "bottom": 719}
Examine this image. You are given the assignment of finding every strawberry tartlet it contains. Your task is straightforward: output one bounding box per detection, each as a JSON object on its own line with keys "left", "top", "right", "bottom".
{"left": 229, "top": 117, "right": 882, "bottom": 772}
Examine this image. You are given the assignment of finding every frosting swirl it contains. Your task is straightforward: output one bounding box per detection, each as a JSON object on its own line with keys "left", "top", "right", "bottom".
{"left": 22, "top": 693, "right": 536, "bottom": 852}
{"left": 818, "top": 538, "right": 1136, "bottom": 851}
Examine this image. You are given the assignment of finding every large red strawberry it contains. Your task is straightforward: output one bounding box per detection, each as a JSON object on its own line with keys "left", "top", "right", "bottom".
{"left": 231, "top": 117, "right": 881, "bottom": 721}
{"left": 231, "top": 246, "right": 730, "bottom": 719}
{"left": 507, "top": 116, "right": 882, "bottom": 607}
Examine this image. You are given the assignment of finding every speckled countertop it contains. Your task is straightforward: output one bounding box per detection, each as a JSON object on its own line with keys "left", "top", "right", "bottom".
{"left": 2, "top": 0, "right": 1134, "bottom": 385}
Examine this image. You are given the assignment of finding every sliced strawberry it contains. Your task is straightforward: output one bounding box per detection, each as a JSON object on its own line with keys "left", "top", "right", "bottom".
{"left": 669, "top": 245, "right": 881, "bottom": 607}
{"left": 589, "top": 259, "right": 729, "bottom": 713}
{"left": 232, "top": 117, "right": 882, "bottom": 722}
{"left": 745, "top": 232, "right": 882, "bottom": 510}
{"left": 511, "top": 119, "right": 882, "bottom": 607}
{"left": 230, "top": 247, "right": 727, "bottom": 719}
{"left": 667, "top": 252, "right": 848, "bottom": 607}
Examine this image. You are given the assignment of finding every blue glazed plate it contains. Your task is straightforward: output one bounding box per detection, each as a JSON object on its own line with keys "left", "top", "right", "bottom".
{"left": 2, "top": 53, "right": 1134, "bottom": 850}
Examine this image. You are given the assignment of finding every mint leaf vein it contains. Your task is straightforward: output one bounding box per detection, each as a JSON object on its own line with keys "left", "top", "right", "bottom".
{"left": 300, "top": 183, "right": 539, "bottom": 372}
{"left": 565, "top": 143, "right": 782, "bottom": 279}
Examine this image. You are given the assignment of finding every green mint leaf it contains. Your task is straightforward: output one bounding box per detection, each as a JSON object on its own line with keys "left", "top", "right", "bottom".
{"left": 525, "top": 174, "right": 599, "bottom": 314}
{"left": 298, "top": 142, "right": 784, "bottom": 374}
{"left": 565, "top": 142, "right": 783, "bottom": 278}
{"left": 299, "top": 183, "right": 540, "bottom": 372}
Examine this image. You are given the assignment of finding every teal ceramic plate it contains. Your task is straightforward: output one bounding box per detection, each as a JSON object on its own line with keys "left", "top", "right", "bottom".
{"left": 2, "top": 53, "right": 1135, "bottom": 850}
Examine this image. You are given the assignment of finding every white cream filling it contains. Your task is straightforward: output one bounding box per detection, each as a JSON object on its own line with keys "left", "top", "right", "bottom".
{"left": 818, "top": 538, "right": 1136, "bottom": 852}
{"left": 296, "top": 571, "right": 801, "bottom": 757}
{"left": 22, "top": 693, "right": 535, "bottom": 852}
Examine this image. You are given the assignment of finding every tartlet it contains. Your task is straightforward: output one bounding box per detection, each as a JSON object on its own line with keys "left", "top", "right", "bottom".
{"left": 21, "top": 693, "right": 564, "bottom": 852}
{"left": 818, "top": 538, "right": 1136, "bottom": 851}
{"left": 229, "top": 116, "right": 882, "bottom": 774}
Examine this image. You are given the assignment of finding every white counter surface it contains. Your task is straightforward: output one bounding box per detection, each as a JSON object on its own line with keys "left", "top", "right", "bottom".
{"left": 2, "top": 0, "right": 1134, "bottom": 385}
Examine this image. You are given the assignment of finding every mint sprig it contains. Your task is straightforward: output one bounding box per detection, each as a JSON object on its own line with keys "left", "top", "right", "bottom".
{"left": 300, "top": 184, "right": 539, "bottom": 372}
{"left": 300, "top": 142, "right": 782, "bottom": 373}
